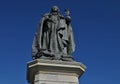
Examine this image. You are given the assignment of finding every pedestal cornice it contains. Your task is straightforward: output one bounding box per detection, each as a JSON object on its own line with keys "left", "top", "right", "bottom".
{"left": 27, "top": 59, "right": 86, "bottom": 84}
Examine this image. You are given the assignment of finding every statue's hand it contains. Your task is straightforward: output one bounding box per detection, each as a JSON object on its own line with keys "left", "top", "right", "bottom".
{"left": 65, "top": 9, "right": 71, "bottom": 24}
{"left": 66, "top": 16, "right": 71, "bottom": 23}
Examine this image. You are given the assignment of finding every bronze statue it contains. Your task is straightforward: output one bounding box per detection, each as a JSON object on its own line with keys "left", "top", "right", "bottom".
{"left": 32, "top": 6, "right": 75, "bottom": 61}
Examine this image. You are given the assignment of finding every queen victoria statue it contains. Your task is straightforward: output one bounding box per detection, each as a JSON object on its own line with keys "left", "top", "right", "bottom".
{"left": 32, "top": 6, "right": 75, "bottom": 61}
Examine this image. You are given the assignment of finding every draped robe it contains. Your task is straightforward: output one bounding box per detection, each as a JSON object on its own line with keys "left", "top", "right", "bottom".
{"left": 32, "top": 13, "right": 75, "bottom": 59}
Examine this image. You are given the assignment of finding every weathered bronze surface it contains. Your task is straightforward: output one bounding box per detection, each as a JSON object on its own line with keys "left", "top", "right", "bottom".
{"left": 32, "top": 6, "right": 75, "bottom": 61}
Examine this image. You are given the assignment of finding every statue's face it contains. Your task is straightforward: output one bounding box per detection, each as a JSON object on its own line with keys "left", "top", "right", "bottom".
{"left": 51, "top": 6, "right": 59, "bottom": 13}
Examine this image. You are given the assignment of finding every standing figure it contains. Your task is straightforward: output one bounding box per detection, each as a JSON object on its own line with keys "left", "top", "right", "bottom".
{"left": 32, "top": 6, "right": 75, "bottom": 61}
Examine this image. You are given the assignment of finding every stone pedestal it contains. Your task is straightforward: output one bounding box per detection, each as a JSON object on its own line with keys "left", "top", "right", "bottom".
{"left": 27, "top": 59, "right": 86, "bottom": 84}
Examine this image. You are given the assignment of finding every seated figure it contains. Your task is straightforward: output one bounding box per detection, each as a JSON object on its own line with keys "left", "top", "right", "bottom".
{"left": 32, "top": 6, "right": 75, "bottom": 61}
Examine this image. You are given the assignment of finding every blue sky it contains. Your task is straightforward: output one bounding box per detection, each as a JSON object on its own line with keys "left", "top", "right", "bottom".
{"left": 0, "top": 0, "right": 120, "bottom": 84}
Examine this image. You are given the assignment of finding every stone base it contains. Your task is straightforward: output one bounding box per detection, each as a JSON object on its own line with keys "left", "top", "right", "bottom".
{"left": 27, "top": 59, "right": 86, "bottom": 84}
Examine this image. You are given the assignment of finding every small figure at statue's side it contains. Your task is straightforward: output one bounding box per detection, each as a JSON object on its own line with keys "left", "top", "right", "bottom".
{"left": 32, "top": 6, "right": 75, "bottom": 61}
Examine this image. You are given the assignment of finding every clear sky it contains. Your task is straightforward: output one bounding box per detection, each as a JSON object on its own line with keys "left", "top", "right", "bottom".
{"left": 0, "top": 0, "right": 120, "bottom": 84}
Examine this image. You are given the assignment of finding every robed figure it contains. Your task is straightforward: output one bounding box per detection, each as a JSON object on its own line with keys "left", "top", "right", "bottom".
{"left": 32, "top": 6, "right": 75, "bottom": 61}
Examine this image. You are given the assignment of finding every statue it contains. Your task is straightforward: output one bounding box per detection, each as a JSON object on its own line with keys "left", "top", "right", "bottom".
{"left": 32, "top": 6, "right": 75, "bottom": 61}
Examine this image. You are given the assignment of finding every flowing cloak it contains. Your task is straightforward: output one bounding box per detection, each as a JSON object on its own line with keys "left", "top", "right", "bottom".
{"left": 32, "top": 13, "right": 75, "bottom": 57}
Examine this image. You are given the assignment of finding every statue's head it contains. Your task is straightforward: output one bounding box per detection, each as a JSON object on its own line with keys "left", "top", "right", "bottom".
{"left": 51, "top": 6, "right": 60, "bottom": 13}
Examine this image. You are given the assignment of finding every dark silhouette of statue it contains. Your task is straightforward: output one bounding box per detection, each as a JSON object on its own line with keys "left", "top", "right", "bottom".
{"left": 32, "top": 6, "right": 75, "bottom": 61}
